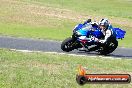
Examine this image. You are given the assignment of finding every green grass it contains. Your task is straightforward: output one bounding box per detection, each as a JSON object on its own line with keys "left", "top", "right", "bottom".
{"left": 0, "top": 1, "right": 132, "bottom": 88}
{"left": 25, "top": 0, "right": 132, "bottom": 19}
{"left": 0, "top": 0, "right": 132, "bottom": 47}
{"left": 0, "top": 21, "right": 74, "bottom": 41}
{"left": 0, "top": 49, "right": 132, "bottom": 88}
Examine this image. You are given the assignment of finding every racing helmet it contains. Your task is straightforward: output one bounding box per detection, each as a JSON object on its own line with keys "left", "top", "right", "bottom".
{"left": 99, "top": 18, "right": 109, "bottom": 29}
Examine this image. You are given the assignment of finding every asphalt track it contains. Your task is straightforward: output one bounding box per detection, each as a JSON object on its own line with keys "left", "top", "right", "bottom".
{"left": 0, "top": 36, "right": 132, "bottom": 59}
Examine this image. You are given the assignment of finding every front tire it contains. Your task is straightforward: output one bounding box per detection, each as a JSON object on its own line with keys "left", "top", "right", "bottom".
{"left": 61, "top": 37, "right": 74, "bottom": 52}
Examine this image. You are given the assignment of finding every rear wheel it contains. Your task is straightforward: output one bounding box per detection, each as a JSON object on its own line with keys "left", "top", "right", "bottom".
{"left": 98, "top": 39, "right": 118, "bottom": 55}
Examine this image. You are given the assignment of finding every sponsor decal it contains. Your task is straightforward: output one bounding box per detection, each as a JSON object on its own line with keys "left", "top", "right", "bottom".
{"left": 76, "top": 65, "right": 131, "bottom": 85}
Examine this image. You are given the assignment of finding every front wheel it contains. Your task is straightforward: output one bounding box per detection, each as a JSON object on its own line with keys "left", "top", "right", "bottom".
{"left": 61, "top": 37, "right": 75, "bottom": 52}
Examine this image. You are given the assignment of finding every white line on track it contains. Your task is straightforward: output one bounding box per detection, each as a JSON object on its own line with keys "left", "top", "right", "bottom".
{"left": 10, "top": 49, "right": 122, "bottom": 59}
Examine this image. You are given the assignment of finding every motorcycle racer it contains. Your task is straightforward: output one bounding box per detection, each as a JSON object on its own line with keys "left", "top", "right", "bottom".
{"left": 61, "top": 17, "right": 125, "bottom": 54}
{"left": 79, "top": 18, "right": 116, "bottom": 51}
{"left": 98, "top": 18, "right": 116, "bottom": 44}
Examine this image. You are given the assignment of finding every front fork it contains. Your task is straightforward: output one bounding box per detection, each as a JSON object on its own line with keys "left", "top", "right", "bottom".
{"left": 71, "top": 35, "right": 84, "bottom": 49}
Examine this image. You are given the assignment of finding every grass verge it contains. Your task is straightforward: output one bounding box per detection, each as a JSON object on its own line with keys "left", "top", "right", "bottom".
{"left": 0, "top": 49, "right": 132, "bottom": 88}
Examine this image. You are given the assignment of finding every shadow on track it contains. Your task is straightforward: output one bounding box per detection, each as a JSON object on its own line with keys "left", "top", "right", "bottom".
{"left": 75, "top": 51, "right": 132, "bottom": 59}
{"left": 108, "top": 54, "right": 132, "bottom": 58}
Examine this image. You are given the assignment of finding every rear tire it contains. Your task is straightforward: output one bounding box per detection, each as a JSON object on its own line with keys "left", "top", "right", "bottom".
{"left": 99, "top": 39, "right": 118, "bottom": 55}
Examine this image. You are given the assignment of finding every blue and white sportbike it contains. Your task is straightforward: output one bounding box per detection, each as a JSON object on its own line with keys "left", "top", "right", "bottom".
{"left": 61, "top": 23, "right": 126, "bottom": 55}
